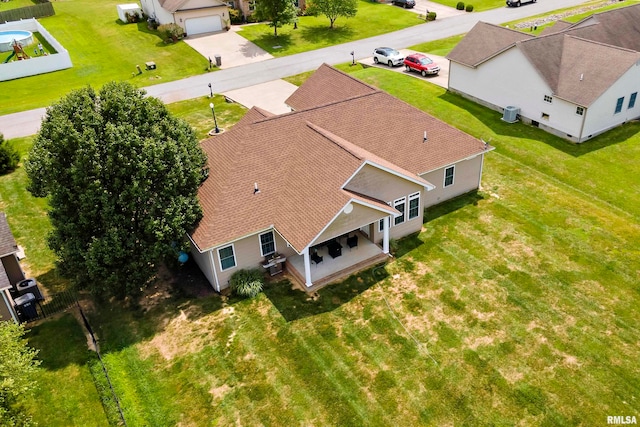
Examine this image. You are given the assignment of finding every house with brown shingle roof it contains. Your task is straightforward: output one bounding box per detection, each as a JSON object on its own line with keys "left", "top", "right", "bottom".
{"left": 139, "top": 0, "right": 229, "bottom": 35}
{"left": 188, "top": 64, "right": 492, "bottom": 292}
{"left": 446, "top": 4, "right": 640, "bottom": 143}
{"left": 0, "top": 213, "right": 26, "bottom": 322}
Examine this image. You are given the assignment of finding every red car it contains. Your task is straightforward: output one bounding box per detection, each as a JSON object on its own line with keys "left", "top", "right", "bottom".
{"left": 403, "top": 53, "right": 440, "bottom": 77}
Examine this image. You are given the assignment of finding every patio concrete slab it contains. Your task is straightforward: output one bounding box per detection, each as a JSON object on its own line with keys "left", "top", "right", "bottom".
{"left": 222, "top": 79, "right": 298, "bottom": 115}
{"left": 361, "top": 50, "right": 449, "bottom": 89}
{"left": 184, "top": 27, "right": 274, "bottom": 69}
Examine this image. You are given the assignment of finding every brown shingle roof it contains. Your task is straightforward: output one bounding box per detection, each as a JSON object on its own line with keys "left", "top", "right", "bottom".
{"left": 285, "top": 63, "right": 378, "bottom": 110}
{"left": 0, "top": 213, "right": 18, "bottom": 258}
{"left": 191, "top": 66, "right": 486, "bottom": 252}
{"left": 446, "top": 22, "right": 534, "bottom": 67}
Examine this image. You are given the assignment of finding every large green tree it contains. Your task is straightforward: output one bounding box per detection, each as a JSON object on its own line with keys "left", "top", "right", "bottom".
{"left": 307, "top": 0, "right": 357, "bottom": 28}
{"left": 26, "top": 82, "right": 207, "bottom": 298}
{"left": 254, "top": 0, "right": 297, "bottom": 37}
{"left": 0, "top": 322, "right": 40, "bottom": 427}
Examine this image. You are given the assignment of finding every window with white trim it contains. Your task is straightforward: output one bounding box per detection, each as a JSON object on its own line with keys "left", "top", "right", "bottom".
{"left": 543, "top": 95, "right": 553, "bottom": 103}
{"left": 408, "top": 192, "right": 420, "bottom": 220}
{"left": 394, "top": 197, "right": 406, "bottom": 226}
{"left": 379, "top": 202, "right": 391, "bottom": 232}
{"left": 249, "top": 0, "right": 256, "bottom": 11}
{"left": 615, "top": 97, "right": 624, "bottom": 114}
{"left": 218, "top": 245, "right": 236, "bottom": 271}
{"left": 444, "top": 166, "right": 455, "bottom": 187}
{"left": 259, "top": 231, "right": 276, "bottom": 257}
{"left": 629, "top": 92, "right": 637, "bottom": 109}
{"left": 576, "top": 106, "right": 584, "bottom": 116}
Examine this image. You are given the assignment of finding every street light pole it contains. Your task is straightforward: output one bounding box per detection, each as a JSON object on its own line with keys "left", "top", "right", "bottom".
{"left": 208, "top": 83, "right": 213, "bottom": 98}
{"left": 209, "top": 102, "right": 220, "bottom": 134}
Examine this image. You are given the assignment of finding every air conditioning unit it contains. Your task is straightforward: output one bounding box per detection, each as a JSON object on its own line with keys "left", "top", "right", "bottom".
{"left": 502, "top": 106, "right": 520, "bottom": 123}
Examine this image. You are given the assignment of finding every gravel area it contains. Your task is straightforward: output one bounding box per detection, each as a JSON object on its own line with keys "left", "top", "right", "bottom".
{"left": 514, "top": 0, "right": 621, "bottom": 29}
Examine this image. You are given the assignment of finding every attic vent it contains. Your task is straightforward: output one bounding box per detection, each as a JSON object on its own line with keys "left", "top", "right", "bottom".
{"left": 502, "top": 106, "right": 520, "bottom": 123}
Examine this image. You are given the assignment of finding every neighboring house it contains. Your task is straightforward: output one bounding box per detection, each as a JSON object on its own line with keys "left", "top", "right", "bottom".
{"left": 446, "top": 4, "right": 640, "bottom": 143}
{"left": 140, "top": 0, "right": 230, "bottom": 35}
{"left": 0, "top": 213, "right": 25, "bottom": 323}
{"left": 188, "top": 64, "right": 493, "bottom": 292}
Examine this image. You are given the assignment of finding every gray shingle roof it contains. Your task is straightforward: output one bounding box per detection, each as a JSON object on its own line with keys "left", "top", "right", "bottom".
{"left": 449, "top": 4, "right": 640, "bottom": 106}
{"left": 0, "top": 213, "right": 18, "bottom": 258}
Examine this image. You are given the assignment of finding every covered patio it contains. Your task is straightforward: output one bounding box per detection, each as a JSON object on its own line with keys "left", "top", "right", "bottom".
{"left": 286, "top": 231, "right": 389, "bottom": 292}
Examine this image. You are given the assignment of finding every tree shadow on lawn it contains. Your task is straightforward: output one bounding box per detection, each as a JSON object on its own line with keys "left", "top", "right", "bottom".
{"left": 247, "top": 33, "right": 294, "bottom": 53}
{"left": 263, "top": 262, "right": 389, "bottom": 322}
{"left": 439, "top": 91, "right": 638, "bottom": 157}
{"left": 298, "top": 25, "right": 355, "bottom": 44}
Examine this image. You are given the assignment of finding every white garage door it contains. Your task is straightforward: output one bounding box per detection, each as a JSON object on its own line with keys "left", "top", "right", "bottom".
{"left": 185, "top": 16, "right": 223, "bottom": 35}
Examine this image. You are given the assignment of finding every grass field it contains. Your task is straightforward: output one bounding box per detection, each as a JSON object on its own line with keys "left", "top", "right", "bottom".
{"left": 237, "top": 0, "right": 424, "bottom": 56}
{"left": 0, "top": 0, "right": 209, "bottom": 116}
{"left": 6, "top": 67, "right": 637, "bottom": 425}
{"left": 430, "top": 0, "right": 504, "bottom": 12}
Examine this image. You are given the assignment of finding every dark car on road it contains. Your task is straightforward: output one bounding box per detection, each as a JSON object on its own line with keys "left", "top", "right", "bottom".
{"left": 392, "top": 0, "right": 415, "bottom": 8}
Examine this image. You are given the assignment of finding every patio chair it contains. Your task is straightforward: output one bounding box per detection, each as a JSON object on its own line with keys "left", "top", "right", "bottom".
{"left": 347, "top": 235, "right": 358, "bottom": 250}
{"left": 311, "top": 252, "right": 323, "bottom": 266}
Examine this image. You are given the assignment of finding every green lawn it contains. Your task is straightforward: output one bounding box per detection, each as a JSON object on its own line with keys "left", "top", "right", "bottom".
{"left": 237, "top": 0, "right": 424, "bottom": 56}
{"left": 7, "top": 67, "right": 636, "bottom": 425}
{"left": 430, "top": 0, "right": 504, "bottom": 12}
{"left": 0, "top": 0, "right": 209, "bottom": 116}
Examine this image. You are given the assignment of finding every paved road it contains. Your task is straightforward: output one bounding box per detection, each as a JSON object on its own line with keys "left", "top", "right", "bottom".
{"left": 0, "top": 0, "right": 590, "bottom": 138}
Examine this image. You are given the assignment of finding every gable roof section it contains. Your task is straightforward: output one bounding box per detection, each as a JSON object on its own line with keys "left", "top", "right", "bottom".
{"left": 539, "top": 20, "right": 573, "bottom": 36}
{"left": 559, "top": 4, "right": 640, "bottom": 52}
{"left": 0, "top": 213, "right": 18, "bottom": 258}
{"left": 518, "top": 34, "right": 640, "bottom": 106}
{"left": 159, "top": 0, "right": 225, "bottom": 12}
{"left": 446, "top": 22, "right": 534, "bottom": 67}
{"left": 192, "top": 66, "right": 486, "bottom": 253}
{"left": 285, "top": 63, "right": 378, "bottom": 110}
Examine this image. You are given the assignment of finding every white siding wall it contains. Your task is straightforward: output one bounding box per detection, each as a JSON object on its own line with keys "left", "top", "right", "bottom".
{"left": 189, "top": 240, "right": 216, "bottom": 289}
{"left": 581, "top": 65, "right": 640, "bottom": 140}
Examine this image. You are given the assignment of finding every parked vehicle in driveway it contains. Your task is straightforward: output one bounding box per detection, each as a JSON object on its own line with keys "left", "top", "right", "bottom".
{"left": 373, "top": 47, "right": 404, "bottom": 67}
{"left": 506, "top": 0, "right": 536, "bottom": 6}
{"left": 392, "top": 0, "right": 415, "bottom": 8}
{"left": 403, "top": 53, "right": 440, "bottom": 77}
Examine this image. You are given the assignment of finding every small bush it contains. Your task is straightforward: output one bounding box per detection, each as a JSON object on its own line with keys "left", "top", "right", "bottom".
{"left": 230, "top": 269, "right": 265, "bottom": 298}
{"left": 125, "top": 11, "right": 141, "bottom": 23}
{"left": 0, "top": 133, "right": 20, "bottom": 175}
{"left": 465, "top": 4, "right": 474, "bottom": 11}
{"left": 456, "top": 1, "right": 465, "bottom": 10}
{"left": 229, "top": 8, "right": 243, "bottom": 24}
{"left": 426, "top": 11, "right": 437, "bottom": 21}
{"left": 245, "top": 13, "right": 259, "bottom": 23}
{"left": 158, "top": 23, "right": 184, "bottom": 42}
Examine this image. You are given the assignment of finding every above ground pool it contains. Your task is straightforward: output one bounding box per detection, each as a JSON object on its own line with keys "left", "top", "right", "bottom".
{"left": 0, "top": 30, "right": 34, "bottom": 53}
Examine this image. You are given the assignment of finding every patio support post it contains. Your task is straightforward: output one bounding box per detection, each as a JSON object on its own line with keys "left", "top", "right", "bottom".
{"left": 383, "top": 217, "right": 390, "bottom": 254}
{"left": 303, "top": 247, "right": 313, "bottom": 287}
{"left": 1, "top": 289, "right": 18, "bottom": 323}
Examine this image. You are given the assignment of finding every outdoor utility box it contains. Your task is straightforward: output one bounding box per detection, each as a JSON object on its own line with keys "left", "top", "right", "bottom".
{"left": 117, "top": 3, "right": 142, "bottom": 23}
{"left": 215, "top": 54, "right": 221, "bottom": 67}
{"left": 502, "top": 106, "right": 520, "bottom": 123}
{"left": 14, "top": 293, "right": 38, "bottom": 322}
{"left": 16, "top": 278, "right": 43, "bottom": 301}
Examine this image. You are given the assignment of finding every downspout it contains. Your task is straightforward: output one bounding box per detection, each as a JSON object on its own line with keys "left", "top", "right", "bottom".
{"left": 477, "top": 152, "right": 485, "bottom": 188}
{"left": 1, "top": 290, "right": 18, "bottom": 323}
{"left": 208, "top": 249, "right": 221, "bottom": 292}
{"left": 578, "top": 106, "right": 588, "bottom": 142}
